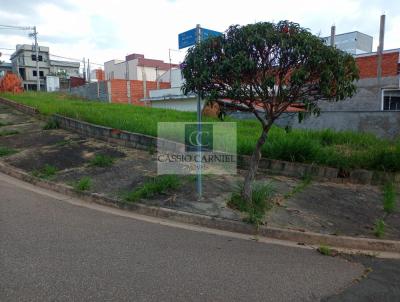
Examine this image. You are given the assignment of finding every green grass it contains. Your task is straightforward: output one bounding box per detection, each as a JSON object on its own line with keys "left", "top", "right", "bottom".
{"left": 126, "top": 175, "right": 180, "bottom": 202}
{"left": 0, "top": 121, "right": 9, "bottom": 127}
{"left": 0, "top": 129, "right": 19, "bottom": 136}
{"left": 74, "top": 176, "right": 92, "bottom": 191}
{"left": 2, "top": 91, "right": 400, "bottom": 172}
{"left": 284, "top": 174, "right": 312, "bottom": 199}
{"left": 0, "top": 146, "right": 17, "bottom": 157}
{"left": 383, "top": 182, "right": 397, "bottom": 214}
{"left": 31, "top": 164, "right": 58, "bottom": 179}
{"left": 89, "top": 154, "right": 115, "bottom": 167}
{"left": 318, "top": 245, "right": 333, "bottom": 256}
{"left": 374, "top": 219, "right": 386, "bottom": 238}
{"left": 228, "top": 182, "right": 274, "bottom": 225}
{"left": 43, "top": 117, "right": 60, "bottom": 130}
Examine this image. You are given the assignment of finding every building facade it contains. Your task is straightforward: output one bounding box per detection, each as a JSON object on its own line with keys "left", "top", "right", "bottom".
{"left": 104, "top": 53, "right": 177, "bottom": 82}
{"left": 10, "top": 44, "right": 80, "bottom": 90}
{"left": 280, "top": 49, "right": 400, "bottom": 138}
{"left": 323, "top": 31, "right": 373, "bottom": 55}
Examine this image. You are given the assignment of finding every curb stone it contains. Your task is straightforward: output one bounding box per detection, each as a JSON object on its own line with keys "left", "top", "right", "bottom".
{"left": 0, "top": 161, "right": 399, "bottom": 254}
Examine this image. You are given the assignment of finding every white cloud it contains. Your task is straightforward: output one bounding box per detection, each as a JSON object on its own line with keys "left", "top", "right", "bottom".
{"left": 0, "top": 0, "right": 398, "bottom": 67}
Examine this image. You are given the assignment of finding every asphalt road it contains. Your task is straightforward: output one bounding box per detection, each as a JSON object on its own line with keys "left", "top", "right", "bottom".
{"left": 0, "top": 172, "right": 365, "bottom": 302}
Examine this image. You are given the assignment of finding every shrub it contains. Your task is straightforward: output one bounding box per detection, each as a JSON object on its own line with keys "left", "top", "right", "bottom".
{"left": 228, "top": 182, "right": 274, "bottom": 225}
{"left": 43, "top": 118, "right": 60, "bottom": 130}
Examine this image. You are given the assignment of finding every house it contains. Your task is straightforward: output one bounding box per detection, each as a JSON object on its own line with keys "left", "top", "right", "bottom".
{"left": 104, "top": 53, "right": 178, "bottom": 82}
{"left": 142, "top": 68, "right": 202, "bottom": 111}
{"left": 322, "top": 31, "right": 373, "bottom": 55}
{"left": 282, "top": 48, "right": 400, "bottom": 138}
{"left": 10, "top": 44, "right": 80, "bottom": 90}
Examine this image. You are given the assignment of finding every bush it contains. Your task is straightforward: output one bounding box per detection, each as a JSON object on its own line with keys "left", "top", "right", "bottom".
{"left": 43, "top": 118, "right": 60, "bottom": 130}
{"left": 228, "top": 182, "right": 274, "bottom": 225}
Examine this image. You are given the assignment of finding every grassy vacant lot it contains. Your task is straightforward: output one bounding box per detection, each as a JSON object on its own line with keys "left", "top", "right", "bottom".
{"left": 1, "top": 92, "right": 400, "bottom": 172}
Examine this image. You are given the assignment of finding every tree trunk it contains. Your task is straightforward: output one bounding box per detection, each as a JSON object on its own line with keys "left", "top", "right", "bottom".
{"left": 242, "top": 126, "right": 271, "bottom": 202}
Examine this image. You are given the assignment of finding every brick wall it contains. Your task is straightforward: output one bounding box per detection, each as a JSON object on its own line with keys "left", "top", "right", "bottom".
{"left": 356, "top": 51, "right": 399, "bottom": 79}
{"left": 110, "top": 80, "right": 170, "bottom": 105}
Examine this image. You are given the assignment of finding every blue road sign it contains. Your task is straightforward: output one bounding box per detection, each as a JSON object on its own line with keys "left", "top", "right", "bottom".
{"left": 178, "top": 27, "right": 223, "bottom": 49}
{"left": 178, "top": 28, "right": 197, "bottom": 49}
{"left": 201, "top": 28, "right": 223, "bottom": 40}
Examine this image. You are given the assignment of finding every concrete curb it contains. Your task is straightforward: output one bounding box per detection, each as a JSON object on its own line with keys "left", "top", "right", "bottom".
{"left": 0, "top": 161, "right": 399, "bottom": 253}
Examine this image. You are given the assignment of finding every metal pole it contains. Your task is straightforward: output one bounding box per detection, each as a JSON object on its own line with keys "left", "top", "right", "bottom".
{"left": 33, "top": 26, "right": 40, "bottom": 91}
{"left": 196, "top": 24, "right": 202, "bottom": 200}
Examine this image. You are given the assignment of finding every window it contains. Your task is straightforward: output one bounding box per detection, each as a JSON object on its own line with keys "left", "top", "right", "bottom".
{"left": 383, "top": 90, "right": 400, "bottom": 111}
{"left": 31, "top": 55, "right": 43, "bottom": 61}
{"left": 32, "top": 71, "right": 44, "bottom": 77}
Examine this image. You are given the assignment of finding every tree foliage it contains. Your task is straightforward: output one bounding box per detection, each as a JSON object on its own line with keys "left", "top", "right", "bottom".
{"left": 182, "top": 21, "right": 359, "bottom": 124}
{"left": 181, "top": 21, "right": 359, "bottom": 202}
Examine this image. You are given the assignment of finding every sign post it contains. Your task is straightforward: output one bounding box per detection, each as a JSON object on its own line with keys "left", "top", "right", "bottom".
{"left": 195, "top": 24, "right": 202, "bottom": 200}
{"left": 178, "top": 25, "right": 222, "bottom": 200}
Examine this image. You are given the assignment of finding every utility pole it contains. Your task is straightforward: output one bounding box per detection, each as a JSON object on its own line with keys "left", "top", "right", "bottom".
{"left": 33, "top": 26, "right": 40, "bottom": 91}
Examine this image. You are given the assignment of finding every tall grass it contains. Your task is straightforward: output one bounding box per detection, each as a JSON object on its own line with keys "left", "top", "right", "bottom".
{"left": 2, "top": 91, "right": 400, "bottom": 172}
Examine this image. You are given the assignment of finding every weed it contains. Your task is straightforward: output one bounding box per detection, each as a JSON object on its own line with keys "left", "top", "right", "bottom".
{"left": 31, "top": 164, "right": 58, "bottom": 179}
{"left": 284, "top": 174, "right": 312, "bottom": 199}
{"left": 0, "top": 130, "right": 19, "bottom": 136}
{"left": 43, "top": 118, "right": 60, "bottom": 130}
{"left": 89, "top": 154, "right": 114, "bottom": 167}
{"left": 0, "top": 146, "right": 17, "bottom": 157}
{"left": 383, "top": 182, "right": 397, "bottom": 214}
{"left": 54, "top": 139, "right": 71, "bottom": 147}
{"left": 126, "top": 175, "right": 180, "bottom": 202}
{"left": 74, "top": 176, "right": 92, "bottom": 191}
{"left": 318, "top": 245, "right": 332, "bottom": 256}
{"left": 228, "top": 182, "right": 274, "bottom": 226}
{"left": 0, "top": 121, "right": 9, "bottom": 127}
{"left": 374, "top": 219, "right": 386, "bottom": 238}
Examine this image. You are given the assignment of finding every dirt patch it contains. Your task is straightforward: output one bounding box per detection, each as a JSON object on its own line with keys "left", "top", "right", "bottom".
{"left": 5, "top": 140, "right": 126, "bottom": 172}
{"left": 1, "top": 102, "right": 399, "bottom": 240}
{"left": 267, "top": 182, "right": 400, "bottom": 239}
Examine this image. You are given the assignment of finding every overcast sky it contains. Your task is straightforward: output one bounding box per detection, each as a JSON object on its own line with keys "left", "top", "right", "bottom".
{"left": 0, "top": 0, "right": 398, "bottom": 69}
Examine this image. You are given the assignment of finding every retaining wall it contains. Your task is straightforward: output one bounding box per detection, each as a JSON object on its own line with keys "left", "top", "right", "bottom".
{"left": 1, "top": 97, "right": 399, "bottom": 185}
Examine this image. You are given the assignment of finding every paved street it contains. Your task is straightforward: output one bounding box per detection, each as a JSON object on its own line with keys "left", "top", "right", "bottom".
{"left": 0, "top": 172, "right": 367, "bottom": 301}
